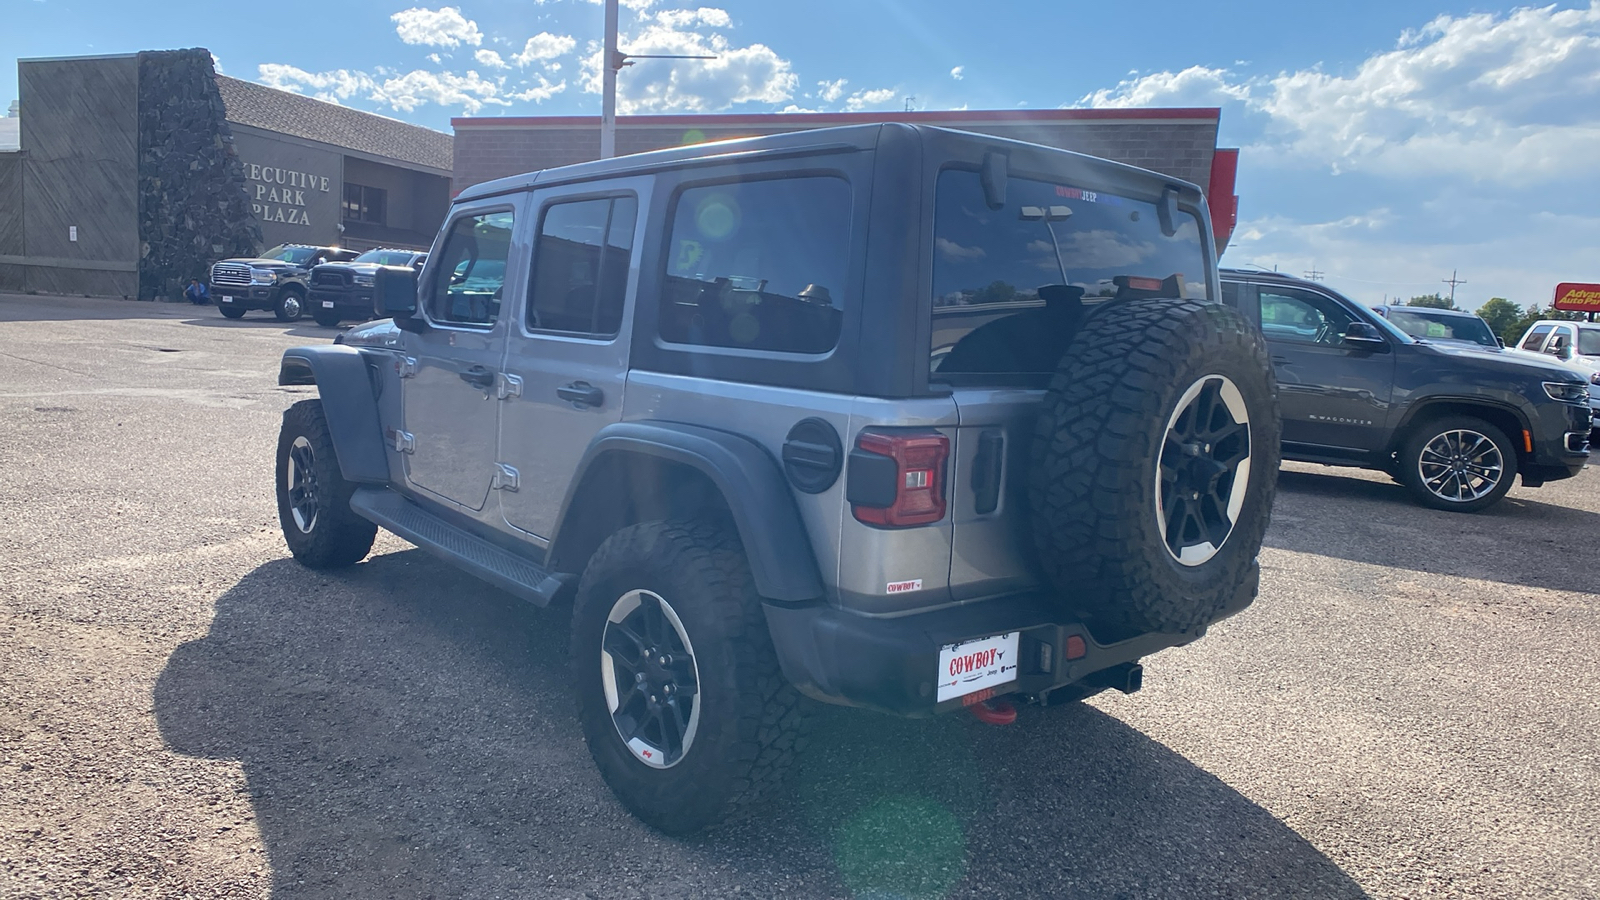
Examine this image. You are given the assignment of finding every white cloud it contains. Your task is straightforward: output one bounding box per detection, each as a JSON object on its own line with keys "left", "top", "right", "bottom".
{"left": 427, "top": 53, "right": 442, "bottom": 64}
{"left": 581, "top": 18, "right": 796, "bottom": 113}
{"left": 655, "top": 7, "right": 731, "bottom": 28}
{"left": 475, "top": 49, "right": 508, "bottom": 69}
{"left": 936, "top": 237, "right": 985, "bottom": 261}
{"left": 507, "top": 74, "right": 568, "bottom": 103}
{"left": 513, "top": 32, "right": 577, "bottom": 67}
{"left": 579, "top": 0, "right": 655, "bottom": 8}
{"left": 390, "top": 6, "right": 483, "bottom": 48}
{"left": 257, "top": 64, "right": 377, "bottom": 102}
{"left": 817, "top": 78, "right": 847, "bottom": 102}
{"left": 950, "top": 65, "right": 964, "bottom": 80}
{"left": 1078, "top": 3, "right": 1600, "bottom": 185}
{"left": 843, "top": 86, "right": 896, "bottom": 111}
{"left": 210, "top": 53, "right": 224, "bottom": 75}
{"left": 371, "top": 69, "right": 506, "bottom": 113}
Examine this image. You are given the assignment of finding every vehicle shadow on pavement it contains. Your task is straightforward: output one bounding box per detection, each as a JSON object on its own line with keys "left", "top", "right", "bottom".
{"left": 1272, "top": 466, "right": 1600, "bottom": 594}
{"left": 179, "top": 316, "right": 344, "bottom": 339}
{"left": 156, "top": 551, "right": 1367, "bottom": 900}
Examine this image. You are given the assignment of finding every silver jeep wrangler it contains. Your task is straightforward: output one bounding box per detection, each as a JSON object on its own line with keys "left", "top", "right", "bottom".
{"left": 274, "top": 124, "right": 1280, "bottom": 834}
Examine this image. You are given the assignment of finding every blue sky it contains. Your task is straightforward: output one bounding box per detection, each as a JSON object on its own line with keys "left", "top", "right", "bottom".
{"left": 5, "top": 0, "right": 1597, "bottom": 309}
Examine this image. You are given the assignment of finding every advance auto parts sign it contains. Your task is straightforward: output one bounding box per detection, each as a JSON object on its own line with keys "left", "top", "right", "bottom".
{"left": 1554, "top": 283, "right": 1600, "bottom": 312}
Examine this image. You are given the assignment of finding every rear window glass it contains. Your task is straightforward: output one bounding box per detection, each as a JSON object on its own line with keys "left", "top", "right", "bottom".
{"left": 660, "top": 176, "right": 851, "bottom": 355}
{"left": 1385, "top": 309, "right": 1497, "bottom": 347}
{"left": 931, "top": 169, "right": 1208, "bottom": 381}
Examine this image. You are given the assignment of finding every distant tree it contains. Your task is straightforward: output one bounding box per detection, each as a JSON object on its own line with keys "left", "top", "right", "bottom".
{"left": 1406, "top": 293, "right": 1458, "bottom": 310}
{"left": 1476, "top": 297, "right": 1523, "bottom": 345}
{"left": 972, "top": 280, "right": 1018, "bottom": 305}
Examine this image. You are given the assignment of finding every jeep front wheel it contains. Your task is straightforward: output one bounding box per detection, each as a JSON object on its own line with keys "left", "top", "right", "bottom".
{"left": 1397, "top": 415, "right": 1517, "bottom": 512}
{"left": 274, "top": 287, "right": 306, "bottom": 322}
{"left": 1029, "top": 298, "right": 1280, "bottom": 636}
{"left": 275, "top": 400, "right": 377, "bottom": 568}
{"left": 571, "top": 521, "right": 805, "bottom": 834}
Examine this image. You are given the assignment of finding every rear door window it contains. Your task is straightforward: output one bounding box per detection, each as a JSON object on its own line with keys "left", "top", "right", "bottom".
{"left": 659, "top": 176, "right": 851, "bottom": 354}
{"left": 528, "top": 195, "right": 637, "bottom": 336}
{"left": 931, "top": 169, "right": 1208, "bottom": 381}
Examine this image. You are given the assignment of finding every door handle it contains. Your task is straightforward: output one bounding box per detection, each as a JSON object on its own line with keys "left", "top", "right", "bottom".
{"left": 459, "top": 365, "right": 495, "bottom": 389}
{"left": 557, "top": 381, "right": 605, "bottom": 408}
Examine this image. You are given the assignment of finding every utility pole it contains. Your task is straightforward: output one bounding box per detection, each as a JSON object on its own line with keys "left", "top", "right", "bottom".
{"left": 599, "top": 0, "right": 716, "bottom": 159}
{"left": 1442, "top": 269, "right": 1467, "bottom": 304}
{"left": 1303, "top": 266, "right": 1324, "bottom": 282}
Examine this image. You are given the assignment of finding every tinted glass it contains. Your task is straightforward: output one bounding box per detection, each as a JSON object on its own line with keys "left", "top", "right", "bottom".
{"left": 528, "top": 196, "right": 637, "bottom": 336}
{"left": 660, "top": 177, "right": 851, "bottom": 354}
{"left": 1385, "top": 309, "right": 1497, "bottom": 347}
{"left": 1521, "top": 324, "right": 1554, "bottom": 350}
{"left": 1579, "top": 328, "right": 1600, "bottom": 356}
{"left": 264, "top": 244, "right": 317, "bottom": 264}
{"left": 1258, "top": 288, "right": 1356, "bottom": 345}
{"left": 931, "top": 170, "right": 1208, "bottom": 379}
{"left": 427, "top": 210, "right": 514, "bottom": 327}
{"left": 353, "top": 249, "right": 420, "bottom": 266}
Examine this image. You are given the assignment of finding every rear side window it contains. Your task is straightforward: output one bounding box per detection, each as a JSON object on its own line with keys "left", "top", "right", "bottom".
{"left": 427, "top": 210, "right": 514, "bottom": 327}
{"left": 931, "top": 169, "right": 1208, "bottom": 381}
{"left": 660, "top": 176, "right": 851, "bottom": 354}
{"left": 528, "top": 196, "right": 637, "bottom": 336}
{"left": 1521, "top": 324, "right": 1554, "bottom": 351}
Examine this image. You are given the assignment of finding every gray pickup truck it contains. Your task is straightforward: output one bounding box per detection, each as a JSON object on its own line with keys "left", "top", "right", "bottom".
{"left": 273, "top": 124, "right": 1280, "bottom": 833}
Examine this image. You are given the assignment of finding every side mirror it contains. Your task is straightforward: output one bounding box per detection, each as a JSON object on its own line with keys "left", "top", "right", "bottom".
{"left": 1343, "top": 321, "right": 1387, "bottom": 350}
{"left": 1497, "top": 337, "right": 1506, "bottom": 347}
{"left": 374, "top": 265, "right": 426, "bottom": 332}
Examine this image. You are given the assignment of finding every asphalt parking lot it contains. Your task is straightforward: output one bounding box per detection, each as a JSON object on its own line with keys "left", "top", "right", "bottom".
{"left": 2, "top": 293, "right": 1598, "bottom": 900}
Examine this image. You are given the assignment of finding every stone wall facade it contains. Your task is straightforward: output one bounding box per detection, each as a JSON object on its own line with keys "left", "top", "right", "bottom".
{"left": 136, "top": 49, "right": 260, "bottom": 301}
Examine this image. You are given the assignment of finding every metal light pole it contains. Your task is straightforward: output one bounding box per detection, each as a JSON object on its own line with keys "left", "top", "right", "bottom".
{"left": 601, "top": 0, "right": 619, "bottom": 159}
{"left": 598, "top": 0, "right": 715, "bottom": 159}
{"left": 1021, "top": 205, "right": 1073, "bottom": 282}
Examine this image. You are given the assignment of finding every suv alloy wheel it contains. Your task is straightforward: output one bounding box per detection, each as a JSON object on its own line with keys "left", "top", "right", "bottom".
{"left": 1398, "top": 415, "right": 1518, "bottom": 512}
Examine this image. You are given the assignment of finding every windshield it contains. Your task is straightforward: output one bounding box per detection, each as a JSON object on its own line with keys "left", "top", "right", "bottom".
{"left": 353, "top": 249, "right": 418, "bottom": 266}
{"left": 931, "top": 169, "right": 1209, "bottom": 381}
{"left": 261, "top": 244, "right": 318, "bottom": 264}
{"left": 1385, "top": 309, "right": 1497, "bottom": 347}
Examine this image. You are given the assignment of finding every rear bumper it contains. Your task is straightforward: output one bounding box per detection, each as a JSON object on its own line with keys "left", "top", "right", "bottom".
{"left": 764, "top": 561, "right": 1259, "bottom": 717}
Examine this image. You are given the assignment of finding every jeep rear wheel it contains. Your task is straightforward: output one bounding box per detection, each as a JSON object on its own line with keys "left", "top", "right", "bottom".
{"left": 571, "top": 521, "right": 805, "bottom": 835}
{"left": 1398, "top": 415, "right": 1517, "bottom": 512}
{"left": 275, "top": 400, "right": 377, "bottom": 568}
{"left": 1029, "top": 299, "right": 1280, "bottom": 636}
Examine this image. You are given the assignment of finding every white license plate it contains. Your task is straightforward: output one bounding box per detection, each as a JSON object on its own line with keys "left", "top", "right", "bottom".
{"left": 321, "top": 301, "right": 334, "bottom": 308}
{"left": 937, "top": 631, "right": 1020, "bottom": 702}
{"left": 219, "top": 295, "right": 233, "bottom": 303}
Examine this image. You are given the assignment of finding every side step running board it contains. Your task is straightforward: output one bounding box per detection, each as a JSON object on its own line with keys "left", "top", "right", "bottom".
{"left": 349, "top": 487, "right": 575, "bottom": 607}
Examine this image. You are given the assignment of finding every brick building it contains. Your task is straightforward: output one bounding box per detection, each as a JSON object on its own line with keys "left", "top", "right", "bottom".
{"left": 451, "top": 108, "right": 1240, "bottom": 249}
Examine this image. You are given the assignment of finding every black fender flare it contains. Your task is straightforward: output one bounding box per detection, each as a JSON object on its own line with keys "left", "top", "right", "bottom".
{"left": 277, "top": 346, "right": 389, "bottom": 484}
{"left": 1391, "top": 394, "right": 1535, "bottom": 451}
{"left": 549, "top": 421, "right": 826, "bottom": 604}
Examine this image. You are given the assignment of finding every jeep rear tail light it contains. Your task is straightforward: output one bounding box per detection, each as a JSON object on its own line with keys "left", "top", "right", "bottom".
{"left": 848, "top": 430, "right": 949, "bottom": 527}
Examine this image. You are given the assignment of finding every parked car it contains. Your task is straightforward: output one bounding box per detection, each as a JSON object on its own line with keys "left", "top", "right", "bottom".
{"left": 307, "top": 248, "right": 428, "bottom": 327}
{"left": 210, "top": 243, "right": 359, "bottom": 321}
{"left": 274, "top": 124, "right": 1281, "bottom": 833}
{"left": 1221, "top": 269, "right": 1591, "bottom": 511}
{"left": 1374, "top": 305, "right": 1502, "bottom": 349}
{"left": 1510, "top": 319, "right": 1600, "bottom": 425}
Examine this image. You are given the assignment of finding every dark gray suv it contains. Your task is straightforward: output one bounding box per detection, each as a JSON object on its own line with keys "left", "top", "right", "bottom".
{"left": 273, "top": 125, "right": 1281, "bottom": 833}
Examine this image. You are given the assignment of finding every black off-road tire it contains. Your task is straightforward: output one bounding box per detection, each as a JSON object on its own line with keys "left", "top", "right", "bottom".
{"left": 312, "top": 308, "right": 342, "bottom": 328}
{"left": 1029, "top": 298, "right": 1280, "bottom": 637}
{"left": 571, "top": 520, "right": 806, "bottom": 835}
{"left": 273, "top": 287, "right": 307, "bottom": 322}
{"left": 275, "top": 400, "right": 377, "bottom": 569}
{"left": 218, "top": 306, "right": 247, "bottom": 319}
{"left": 1397, "top": 415, "right": 1517, "bottom": 512}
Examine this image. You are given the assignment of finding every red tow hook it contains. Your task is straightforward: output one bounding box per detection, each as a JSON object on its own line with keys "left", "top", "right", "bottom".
{"left": 966, "top": 693, "right": 1018, "bottom": 726}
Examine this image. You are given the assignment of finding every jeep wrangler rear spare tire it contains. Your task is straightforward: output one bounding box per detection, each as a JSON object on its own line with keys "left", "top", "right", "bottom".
{"left": 1029, "top": 298, "right": 1280, "bottom": 636}
{"left": 275, "top": 399, "right": 378, "bottom": 568}
{"left": 571, "top": 520, "right": 805, "bottom": 835}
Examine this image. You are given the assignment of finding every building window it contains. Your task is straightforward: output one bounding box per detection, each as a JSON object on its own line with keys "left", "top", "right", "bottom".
{"left": 343, "top": 183, "right": 387, "bottom": 225}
